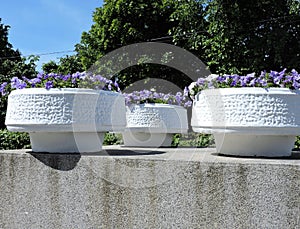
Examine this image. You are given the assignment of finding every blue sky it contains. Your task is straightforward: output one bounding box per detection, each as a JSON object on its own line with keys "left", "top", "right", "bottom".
{"left": 0, "top": 0, "right": 103, "bottom": 71}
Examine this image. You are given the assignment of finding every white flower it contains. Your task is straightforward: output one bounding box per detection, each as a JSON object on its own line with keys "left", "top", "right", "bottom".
{"left": 188, "top": 82, "right": 197, "bottom": 95}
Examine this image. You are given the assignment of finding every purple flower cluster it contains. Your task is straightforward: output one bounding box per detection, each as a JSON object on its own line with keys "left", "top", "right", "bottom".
{"left": 188, "top": 69, "right": 300, "bottom": 97}
{"left": 123, "top": 89, "right": 192, "bottom": 108}
{"left": 0, "top": 72, "right": 120, "bottom": 96}
{"left": 79, "top": 74, "right": 121, "bottom": 92}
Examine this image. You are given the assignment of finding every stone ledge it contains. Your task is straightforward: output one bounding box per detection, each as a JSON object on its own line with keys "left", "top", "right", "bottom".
{"left": 0, "top": 146, "right": 299, "bottom": 228}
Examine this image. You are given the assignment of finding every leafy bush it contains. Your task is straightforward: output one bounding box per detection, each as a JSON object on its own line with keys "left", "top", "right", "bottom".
{"left": 176, "top": 133, "right": 300, "bottom": 150}
{"left": 172, "top": 133, "right": 215, "bottom": 148}
{"left": 0, "top": 129, "right": 31, "bottom": 150}
{"left": 0, "top": 129, "right": 299, "bottom": 150}
{"left": 103, "top": 133, "right": 123, "bottom": 145}
{"left": 293, "top": 136, "right": 300, "bottom": 150}
{"left": 0, "top": 130, "right": 124, "bottom": 149}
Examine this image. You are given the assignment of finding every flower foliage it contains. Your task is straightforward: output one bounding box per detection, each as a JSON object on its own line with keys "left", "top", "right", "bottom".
{"left": 188, "top": 69, "right": 300, "bottom": 97}
{"left": 123, "top": 89, "right": 192, "bottom": 107}
{"left": 0, "top": 72, "right": 121, "bottom": 96}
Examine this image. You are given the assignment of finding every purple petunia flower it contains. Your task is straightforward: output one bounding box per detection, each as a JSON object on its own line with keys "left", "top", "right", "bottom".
{"left": 72, "top": 72, "right": 81, "bottom": 80}
{"left": 11, "top": 77, "right": 27, "bottom": 89}
{"left": 196, "top": 78, "right": 206, "bottom": 86}
{"left": 230, "top": 74, "right": 239, "bottom": 87}
{"left": 37, "top": 72, "right": 44, "bottom": 79}
{"left": 175, "top": 92, "right": 182, "bottom": 105}
{"left": 216, "top": 75, "right": 226, "bottom": 83}
{"left": 0, "top": 82, "right": 8, "bottom": 96}
{"left": 45, "top": 81, "right": 53, "bottom": 90}
{"left": 257, "top": 78, "right": 267, "bottom": 87}
{"left": 123, "top": 89, "right": 191, "bottom": 107}
{"left": 43, "top": 74, "right": 50, "bottom": 80}
{"left": 28, "top": 78, "right": 41, "bottom": 87}
{"left": 184, "top": 86, "right": 189, "bottom": 96}
{"left": 283, "top": 75, "right": 293, "bottom": 84}
{"left": 163, "top": 94, "right": 170, "bottom": 101}
{"left": 48, "top": 73, "right": 56, "bottom": 78}
{"left": 249, "top": 78, "right": 256, "bottom": 87}
{"left": 114, "top": 81, "right": 119, "bottom": 88}
{"left": 10, "top": 77, "right": 20, "bottom": 89}
{"left": 184, "top": 100, "right": 192, "bottom": 108}
{"left": 1, "top": 71, "right": 123, "bottom": 97}
{"left": 292, "top": 80, "right": 300, "bottom": 90}
{"left": 62, "top": 74, "right": 70, "bottom": 81}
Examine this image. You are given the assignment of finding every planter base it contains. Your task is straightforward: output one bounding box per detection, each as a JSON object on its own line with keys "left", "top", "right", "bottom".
{"left": 214, "top": 133, "right": 295, "bottom": 157}
{"left": 30, "top": 132, "right": 104, "bottom": 153}
{"left": 122, "top": 132, "right": 173, "bottom": 147}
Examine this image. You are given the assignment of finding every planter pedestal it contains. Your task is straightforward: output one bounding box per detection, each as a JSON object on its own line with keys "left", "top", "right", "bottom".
{"left": 192, "top": 88, "right": 300, "bottom": 157}
{"left": 123, "top": 104, "right": 188, "bottom": 147}
{"left": 213, "top": 133, "right": 295, "bottom": 157}
{"left": 122, "top": 132, "right": 173, "bottom": 147}
{"left": 5, "top": 88, "right": 126, "bottom": 153}
{"left": 29, "top": 132, "right": 105, "bottom": 153}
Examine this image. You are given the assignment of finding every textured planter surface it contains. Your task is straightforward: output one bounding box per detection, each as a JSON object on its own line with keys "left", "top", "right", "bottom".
{"left": 191, "top": 88, "right": 300, "bottom": 157}
{"left": 123, "top": 104, "right": 188, "bottom": 147}
{"left": 5, "top": 88, "right": 126, "bottom": 152}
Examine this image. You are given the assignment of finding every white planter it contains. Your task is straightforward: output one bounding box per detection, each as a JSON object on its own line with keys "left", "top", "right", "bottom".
{"left": 191, "top": 88, "right": 300, "bottom": 157}
{"left": 5, "top": 88, "right": 126, "bottom": 153}
{"left": 123, "top": 103, "right": 188, "bottom": 147}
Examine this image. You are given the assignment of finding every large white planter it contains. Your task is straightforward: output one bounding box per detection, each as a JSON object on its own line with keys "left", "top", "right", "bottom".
{"left": 191, "top": 88, "right": 300, "bottom": 157}
{"left": 123, "top": 103, "right": 188, "bottom": 147}
{"left": 5, "top": 88, "right": 126, "bottom": 153}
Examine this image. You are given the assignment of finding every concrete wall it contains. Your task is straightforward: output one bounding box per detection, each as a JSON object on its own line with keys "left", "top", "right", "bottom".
{"left": 0, "top": 147, "right": 299, "bottom": 228}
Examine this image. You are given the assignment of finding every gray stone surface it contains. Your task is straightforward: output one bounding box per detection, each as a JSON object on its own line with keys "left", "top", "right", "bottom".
{"left": 0, "top": 146, "right": 299, "bottom": 228}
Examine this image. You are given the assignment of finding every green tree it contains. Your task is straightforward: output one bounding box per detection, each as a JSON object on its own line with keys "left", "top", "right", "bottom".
{"left": 57, "top": 55, "right": 84, "bottom": 74}
{"left": 42, "top": 60, "right": 59, "bottom": 73}
{"left": 42, "top": 55, "right": 84, "bottom": 74}
{"left": 168, "top": 0, "right": 208, "bottom": 53}
{"left": 0, "top": 18, "right": 38, "bottom": 128}
{"left": 0, "top": 19, "right": 21, "bottom": 66}
{"left": 0, "top": 19, "right": 37, "bottom": 80}
{"left": 203, "top": 0, "right": 300, "bottom": 74}
{"left": 75, "top": 0, "right": 207, "bottom": 90}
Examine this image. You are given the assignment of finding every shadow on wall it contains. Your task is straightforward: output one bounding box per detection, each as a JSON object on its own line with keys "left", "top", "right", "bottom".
{"left": 29, "top": 152, "right": 82, "bottom": 171}
{"left": 28, "top": 149, "right": 165, "bottom": 171}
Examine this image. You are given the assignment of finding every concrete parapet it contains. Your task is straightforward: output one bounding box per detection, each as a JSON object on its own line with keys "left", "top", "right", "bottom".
{"left": 0, "top": 146, "right": 299, "bottom": 228}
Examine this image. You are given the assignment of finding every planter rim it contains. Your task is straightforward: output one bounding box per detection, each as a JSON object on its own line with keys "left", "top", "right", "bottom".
{"left": 7, "top": 124, "right": 126, "bottom": 133}
{"left": 9, "top": 88, "right": 120, "bottom": 96}
{"left": 193, "top": 126, "right": 300, "bottom": 135}
{"left": 127, "top": 103, "right": 186, "bottom": 110}
{"left": 124, "top": 127, "right": 187, "bottom": 134}
{"left": 197, "top": 87, "right": 300, "bottom": 96}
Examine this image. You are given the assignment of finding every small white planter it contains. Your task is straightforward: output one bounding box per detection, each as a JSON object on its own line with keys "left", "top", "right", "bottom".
{"left": 191, "top": 88, "right": 300, "bottom": 157}
{"left": 5, "top": 88, "right": 126, "bottom": 153}
{"left": 123, "top": 103, "right": 188, "bottom": 147}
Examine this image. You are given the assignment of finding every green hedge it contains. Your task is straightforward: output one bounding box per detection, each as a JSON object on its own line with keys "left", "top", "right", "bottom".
{"left": 0, "top": 129, "right": 31, "bottom": 150}
{"left": 103, "top": 133, "right": 123, "bottom": 145}
{"left": 0, "top": 129, "right": 299, "bottom": 150}
{"left": 293, "top": 136, "right": 300, "bottom": 150}
{"left": 174, "top": 133, "right": 300, "bottom": 150}
{"left": 172, "top": 133, "right": 215, "bottom": 148}
{"left": 0, "top": 130, "right": 124, "bottom": 150}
